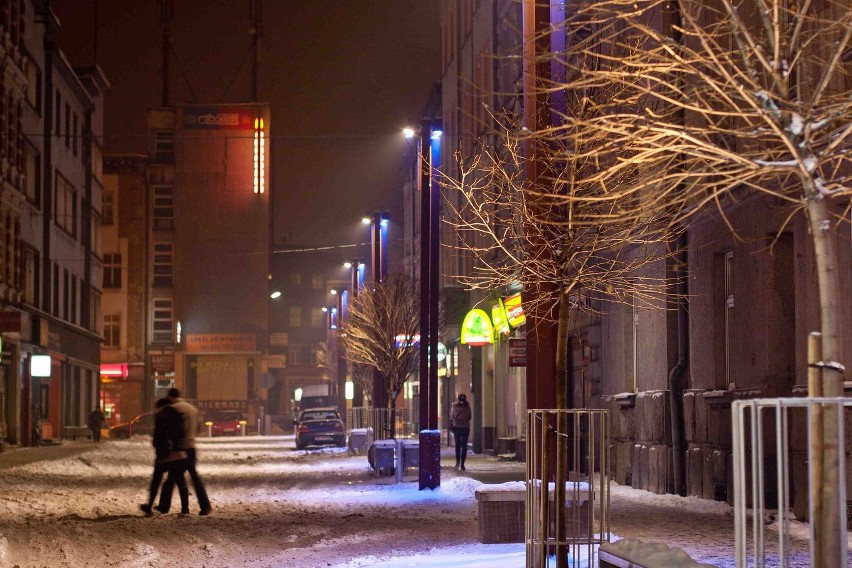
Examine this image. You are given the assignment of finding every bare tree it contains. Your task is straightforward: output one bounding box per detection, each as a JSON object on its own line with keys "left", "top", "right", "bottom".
{"left": 338, "top": 273, "right": 420, "bottom": 414}
{"left": 526, "top": 0, "right": 851, "bottom": 562}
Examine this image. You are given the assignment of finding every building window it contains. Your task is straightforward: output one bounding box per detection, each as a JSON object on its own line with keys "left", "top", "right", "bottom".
{"left": 91, "top": 288, "right": 102, "bottom": 335}
{"left": 52, "top": 262, "right": 59, "bottom": 316}
{"left": 152, "top": 185, "right": 174, "bottom": 230}
{"left": 289, "top": 307, "right": 301, "bottom": 328}
{"left": 54, "top": 91, "right": 60, "bottom": 136}
{"left": 153, "top": 130, "right": 174, "bottom": 163}
{"left": 70, "top": 274, "right": 77, "bottom": 325}
{"left": 64, "top": 102, "right": 70, "bottom": 148}
{"left": 311, "top": 307, "right": 324, "bottom": 328}
{"left": 102, "top": 191, "right": 114, "bottom": 226}
{"left": 103, "top": 314, "right": 120, "bottom": 347}
{"left": 24, "top": 142, "right": 40, "bottom": 206}
{"left": 152, "top": 298, "right": 174, "bottom": 344}
{"left": 26, "top": 61, "right": 41, "bottom": 114}
{"left": 22, "top": 246, "right": 38, "bottom": 308}
{"left": 311, "top": 274, "right": 323, "bottom": 290}
{"left": 55, "top": 174, "right": 77, "bottom": 237}
{"left": 153, "top": 243, "right": 173, "bottom": 287}
{"left": 289, "top": 272, "right": 301, "bottom": 286}
{"left": 62, "top": 268, "right": 69, "bottom": 321}
{"left": 103, "top": 253, "right": 122, "bottom": 288}
{"left": 724, "top": 250, "right": 734, "bottom": 389}
{"left": 288, "top": 345, "right": 303, "bottom": 365}
{"left": 72, "top": 113, "right": 78, "bottom": 156}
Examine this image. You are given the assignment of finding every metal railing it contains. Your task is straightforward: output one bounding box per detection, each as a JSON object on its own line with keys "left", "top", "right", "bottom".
{"left": 347, "top": 406, "right": 411, "bottom": 440}
{"left": 526, "top": 409, "right": 611, "bottom": 568}
{"left": 732, "top": 397, "right": 851, "bottom": 568}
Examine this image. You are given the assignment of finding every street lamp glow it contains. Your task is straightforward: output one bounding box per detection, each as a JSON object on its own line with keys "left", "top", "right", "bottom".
{"left": 270, "top": 290, "right": 282, "bottom": 299}
{"left": 345, "top": 381, "right": 355, "bottom": 400}
{"left": 294, "top": 388, "right": 303, "bottom": 402}
{"left": 430, "top": 129, "right": 443, "bottom": 140}
{"left": 361, "top": 216, "right": 371, "bottom": 225}
{"left": 322, "top": 307, "right": 328, "bottom": 312}
{"left": 330, "top": 289, "right": 338, "bottom": 295}
{"left": 343, "top": 261, "right": 352, "bottom": 269}
{"left": 403, "top": 127, "right": 416, "bottom": 139}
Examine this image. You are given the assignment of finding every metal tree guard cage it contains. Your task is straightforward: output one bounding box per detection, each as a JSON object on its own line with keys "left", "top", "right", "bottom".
{"left": 526, "top": 409, "right": 611, "bottom": 568}
{"left": 732, "top": 397, "right": 851, "bottom": 568}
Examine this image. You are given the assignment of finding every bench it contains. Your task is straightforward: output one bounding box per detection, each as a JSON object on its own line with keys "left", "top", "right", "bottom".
{"left": 598, "top": 539, "right": 715, "bottom": 568}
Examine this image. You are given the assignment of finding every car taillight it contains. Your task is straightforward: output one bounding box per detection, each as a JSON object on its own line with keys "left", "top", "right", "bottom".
{"left": 333, "top": 423, "right": 344, "bottom": 432}
{"left": 298, "top": 425, "right": 310, "bottom": 434}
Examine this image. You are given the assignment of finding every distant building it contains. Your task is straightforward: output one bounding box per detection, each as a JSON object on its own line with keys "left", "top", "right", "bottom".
{"left": 141, "top": 103, "right": 271, "bottom": 424}
{"left": 0, "top": 1, "right": 108, "bottom": 446}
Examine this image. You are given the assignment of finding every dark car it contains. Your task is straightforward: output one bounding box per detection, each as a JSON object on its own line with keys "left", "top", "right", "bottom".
{"left": 295, "top": 407, "right": 346, "bottom": 450}
{"left": 205, "top": 410, "right": 245, "bottom": 437}
{"left": 108, "top": 412, "right": 155, "bottom": 439}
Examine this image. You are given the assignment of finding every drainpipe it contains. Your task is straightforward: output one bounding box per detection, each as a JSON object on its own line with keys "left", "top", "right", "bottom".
{"left": 668, "top": 231, "right": 688, "bottom": 496}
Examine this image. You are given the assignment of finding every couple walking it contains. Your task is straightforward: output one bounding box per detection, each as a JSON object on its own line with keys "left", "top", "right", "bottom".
{"left": 140, "top": 388, "right": 211, "bottom": 516}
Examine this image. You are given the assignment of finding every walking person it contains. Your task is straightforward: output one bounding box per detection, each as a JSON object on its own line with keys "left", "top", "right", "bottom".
{"left": 140, "top": 398, "right": 186, "bottom": 515}
{"left": 88, "top": 406, "right": 105, "bottom": 443}
{"left": 449, "top": 393, "right": 472, "bottom": 470}
{"left": 160, "top": 388, "right": 211, "bottom": 515}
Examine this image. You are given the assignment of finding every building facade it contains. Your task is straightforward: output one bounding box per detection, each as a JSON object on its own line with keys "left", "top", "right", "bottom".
{"left": 0, "top": 0, "right": 107, "bottom": 447}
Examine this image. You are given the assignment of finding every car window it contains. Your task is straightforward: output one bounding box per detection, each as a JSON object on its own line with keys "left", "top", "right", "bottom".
{"left": 302, "top": 411, "right": 339, "bottom": 421}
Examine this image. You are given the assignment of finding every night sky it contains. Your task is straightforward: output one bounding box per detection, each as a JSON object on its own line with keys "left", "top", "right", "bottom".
{"left": 52, "top": 1, "right": 441, "bottom": 260}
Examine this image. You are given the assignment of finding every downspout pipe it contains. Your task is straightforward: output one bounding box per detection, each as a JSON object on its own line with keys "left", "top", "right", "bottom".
{"left": 668, "top": 231, "right": 688, "bottom": 496}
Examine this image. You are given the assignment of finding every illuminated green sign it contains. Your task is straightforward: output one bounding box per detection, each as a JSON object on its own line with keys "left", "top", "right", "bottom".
{"left": 460, "top": 309, "right": 494, "bottom": 346}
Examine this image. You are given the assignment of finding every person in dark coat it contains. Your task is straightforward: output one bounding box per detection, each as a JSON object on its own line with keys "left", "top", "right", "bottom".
{"left": 88, "top": 406, "right": 105, "bottom": 442}
{"left": 140, "top": 398, "right": 190, "bottom": 515}
{"left": 158, "top": 388, "right": 211, "bottom": 515}
{"left": 449, "top": 393, "right": 472, "bottom": 470}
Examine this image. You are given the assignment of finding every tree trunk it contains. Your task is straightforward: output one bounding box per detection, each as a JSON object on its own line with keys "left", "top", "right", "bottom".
{"left": 806, "top": 195, "right": 845, "bottom": 566}
{"left": 555, "top": 291, "right": 571, "bottom": 568}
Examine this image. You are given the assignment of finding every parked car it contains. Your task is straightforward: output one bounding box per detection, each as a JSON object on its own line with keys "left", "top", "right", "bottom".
{"left": 204, "top": 410, "right": 245, "bottom": 437}
{"left": 295, "top": 407, "right": 346, "bottom": 450}
{"left": 108, "top": 412, "right": 155, "bottom": 439}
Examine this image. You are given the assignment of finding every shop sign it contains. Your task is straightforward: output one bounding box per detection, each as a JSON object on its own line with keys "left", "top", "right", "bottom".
{"left": 100, "top": 363, "right": 128, "bottom": 378}
{"left": 504, "top": 293, "right": 527, "bottom": 328}
{"left": 151, "top": 354, "right": 175, "bottom": 373}
{"left": 491, "top": 299, "right": 510, "bottom": 337}
{"left": 460, "top": 309, "right": 494, "bottom": 346}
{"left": 197, "top": 399, "right": 249, "bottom": 411}
{"left": 186, "top": 333, "right": 257, "bottom": 353}
{"left": 267, "top": 355, "right": 286, "bottom": 369}
{"left": 509, "top": 338, "right": 527, "bottom": 367}
{"left": 182, "top": 106, "right": 258, "bottom": 130}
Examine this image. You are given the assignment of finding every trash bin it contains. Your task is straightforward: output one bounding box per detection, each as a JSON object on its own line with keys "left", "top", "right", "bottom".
{"left": 349, "top": 427, "right": 373, "bottom": 455}
{"left": 370, "top": 439, "right": 396, "bottom": 477}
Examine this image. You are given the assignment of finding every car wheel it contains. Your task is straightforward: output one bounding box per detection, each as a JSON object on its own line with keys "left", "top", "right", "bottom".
{"left": 296, "top": 442, "right": 306, "bottom": 450}
{"left": 336, "top": 438, "right": 346, "bottom": 448}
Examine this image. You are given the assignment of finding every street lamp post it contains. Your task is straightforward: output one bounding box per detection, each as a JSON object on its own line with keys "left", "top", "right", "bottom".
{"left": 416, "top": 119, "right": 442, "bottom": 490}
{"left": 364, "top": 213, "right": 389, "bottom": 411}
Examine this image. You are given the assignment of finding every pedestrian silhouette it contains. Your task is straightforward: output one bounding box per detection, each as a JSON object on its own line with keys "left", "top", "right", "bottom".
{"left": 140, "top": 398, "right": 189, "bottom": 515}
{"left": 88, "top": 406, "right": 105, "bottom": 443}
{"left": 450, "top": 393, "right": 472, "bottom": 470}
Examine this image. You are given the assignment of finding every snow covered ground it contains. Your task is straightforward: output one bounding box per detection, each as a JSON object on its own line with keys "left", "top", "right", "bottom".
{"left": 0, "top": 435, "right": 831, "bottom": 567}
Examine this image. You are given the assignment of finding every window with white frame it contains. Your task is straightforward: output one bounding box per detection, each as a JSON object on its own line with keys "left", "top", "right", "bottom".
{"left": 102, "top": 253, "right": 121, "bottom": 288}
{"left": 152, "top": 185, "right": 173, "bottom": 230}
{"left": 152, "top": 242, "right": 173, "bottom": 287}
{"left": 152, "top": 298, "right": 174, "bottom": 344}
{"left": 103, "top": 314, "right": 120, "bottom": 347}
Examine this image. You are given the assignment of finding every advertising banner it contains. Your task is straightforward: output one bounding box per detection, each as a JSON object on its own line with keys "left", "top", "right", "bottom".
{"left": 186, "top": 334, "right": 257, "bottom": 353}
{"left": 181, "top": 106, "right": 258, "bottom": 130}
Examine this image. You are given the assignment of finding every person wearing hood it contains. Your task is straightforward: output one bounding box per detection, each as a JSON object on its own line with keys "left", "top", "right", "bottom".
{"left": 449, "top": 393, "right": 472, "bottom": 470}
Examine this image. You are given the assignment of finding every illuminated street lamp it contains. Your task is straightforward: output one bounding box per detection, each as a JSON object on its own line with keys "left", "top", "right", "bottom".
{"left": 411, "top": 119, "right": 442, "bottom": 490}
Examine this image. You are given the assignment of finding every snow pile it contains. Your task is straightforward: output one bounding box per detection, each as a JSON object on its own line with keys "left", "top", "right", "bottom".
{"left": 600, "top": 538, "right": 717, "bottom": 567}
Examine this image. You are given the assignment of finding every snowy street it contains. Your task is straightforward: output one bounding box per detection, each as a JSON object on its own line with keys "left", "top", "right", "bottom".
{"left": 0, "top": 435, "right": 819, "bottom": 567}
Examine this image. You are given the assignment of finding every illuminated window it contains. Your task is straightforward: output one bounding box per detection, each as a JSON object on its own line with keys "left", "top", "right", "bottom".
{"left": 253, "top": 117, "right": 265, "bottom": 194}
{"left": 153, "top": 243, "right": 173, "bottom": 287}
{"left": 289, "top": 307, "right": 301, "bottom": 328}
{"left": 311, "top": 307, "right": 324, "bottom": 328}
{"left": 102, "top": 253, "right": 121, "bottom": 288}
{"left": 103, "top": 314, "right": 120, "bottom": 347}
{"left": 152, "top": 298, "right": 174, "bottom": 344}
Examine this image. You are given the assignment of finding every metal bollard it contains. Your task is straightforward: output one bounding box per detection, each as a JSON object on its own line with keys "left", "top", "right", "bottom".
{"left": 239, "top": 420, "right": 247, "bottom": 436}
{"left": 205, "top": 421, "right": 213, "bottom": 437}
